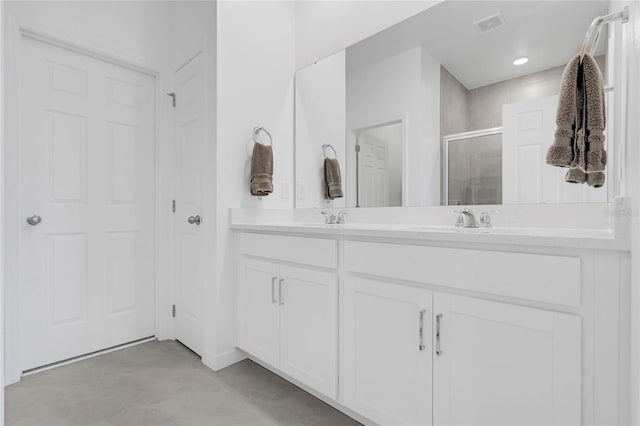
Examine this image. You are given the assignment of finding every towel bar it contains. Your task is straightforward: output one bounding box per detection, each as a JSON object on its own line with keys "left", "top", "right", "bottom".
{"left": 253, "top": 126, "right": 273, "bottom": 146}
{"left": 580, "top": 6, "right": 629, "bottom": 59}
{"left": 322, "top": 144, "right": 337, "bottom": 159}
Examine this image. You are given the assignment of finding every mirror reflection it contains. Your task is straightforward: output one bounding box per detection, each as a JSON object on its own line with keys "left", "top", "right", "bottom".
{"left": 294, "top": 0, "right": 620, "bottom": 208}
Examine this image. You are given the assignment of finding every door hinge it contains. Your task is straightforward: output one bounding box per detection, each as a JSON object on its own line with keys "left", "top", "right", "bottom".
{"left": 172, "top": 304, "right": 176, "bottom": 318}
{"left": 172, "top": 200, "right": 176, "bottom": 213}
{"left": 355, "top": 144, "right": 361, "bottom": 153}
{"left": 167, "top": 92, "right": 176, "bottom": 108}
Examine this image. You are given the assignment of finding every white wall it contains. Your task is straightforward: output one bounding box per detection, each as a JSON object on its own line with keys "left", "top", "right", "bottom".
{"left": 4, "top": 1, "right": 173, "bottom": 69}
{"left": 295, "top": 51, "right": 346, "bottom": 208}
{"left": 213, "top": 0, "right": 295, "bottom": 366}
{"left": 623, "top": 0, "right": 640, "bottom": 423}
{"left": 295, "top": 0, "right": 442, "bottom": 69}
{"left": 347, "top": 46, "right": 440, "bottom": 207}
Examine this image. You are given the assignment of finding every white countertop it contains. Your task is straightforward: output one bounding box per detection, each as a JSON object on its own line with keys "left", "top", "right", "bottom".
{"left": 230, "top": 222, "right": 629, "bottom": 251}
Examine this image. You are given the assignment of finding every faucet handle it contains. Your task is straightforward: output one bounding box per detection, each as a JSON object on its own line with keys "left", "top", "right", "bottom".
{"left": 478, "top": 209, "right": 499, "bottom": 228}
{"left": 337, "top": 211, "right": 347, "bottom": 224}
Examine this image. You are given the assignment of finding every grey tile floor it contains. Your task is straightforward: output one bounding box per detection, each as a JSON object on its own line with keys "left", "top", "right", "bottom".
{"left": 6, "top": 340, "right": 361, "bottom": 426}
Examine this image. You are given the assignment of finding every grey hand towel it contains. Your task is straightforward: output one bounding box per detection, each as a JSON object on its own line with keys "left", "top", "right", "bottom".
{"left": 251, "top": 143, "right": 273, "bottom": 196}
{"left": 324, "top": 158, "right": 343, "bottom": 200}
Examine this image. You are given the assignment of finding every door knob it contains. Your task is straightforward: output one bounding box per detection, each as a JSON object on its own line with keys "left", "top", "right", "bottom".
{"left": 26, "top": 214, "right": 42, "bottom": 226}
{"left": 187, "top": 215, "right": 201, "bottom": 225}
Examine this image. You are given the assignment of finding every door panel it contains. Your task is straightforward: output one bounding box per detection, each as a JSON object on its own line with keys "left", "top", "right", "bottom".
{"left": 343, "top": 277, "right": 432, "bottom": 426}
{"left": 279, "top": 265, "right": 338, "bottom": 398}
{"left": 174, "top": 53, "right": 205, "bottom": 355}
{"left": 237, "top": 258, "right": 280, "bottom": 367}
{"left": 433, "top": 293, "right": 581, "bottom": 426}
{"left": 19, "top": 37, "right": 156, "bottom": 370}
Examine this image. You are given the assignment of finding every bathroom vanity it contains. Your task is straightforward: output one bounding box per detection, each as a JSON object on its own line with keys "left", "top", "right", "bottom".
{"left": 232, "top": 208, "right": 630, "bottom": 426}
{"left": 233, "top": 1, "right": 634, "bottom": 424}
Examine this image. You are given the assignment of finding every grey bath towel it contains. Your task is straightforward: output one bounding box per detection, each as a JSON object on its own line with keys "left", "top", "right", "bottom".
{"left": 580, "top": 54, "right": 607, "bottom": 174}
{"left": 324, "top": 158, "right": 343, "bottom": 200}
{"left": 546, "top": 53, "right": 607, "bottom": 188}
{"left": 546, "top": 54, "right": 581, "bottom": 168}
{"left": 251, "top": 142, "right": 273, "bottom": 196}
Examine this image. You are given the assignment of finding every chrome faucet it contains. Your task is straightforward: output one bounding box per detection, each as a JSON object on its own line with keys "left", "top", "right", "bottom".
{"left": 321, "top": 210, "right": 337, "bottom": 224}
{"left": 454, "top": 209, "right": 478, "bottom": 228}
{"left": 321, "top": 210, "right": 347, "bottom": 224}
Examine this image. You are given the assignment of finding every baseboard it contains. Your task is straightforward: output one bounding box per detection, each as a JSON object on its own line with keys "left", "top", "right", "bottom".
{"left": 202, "top": 348, "right": 247, "bottom": 371}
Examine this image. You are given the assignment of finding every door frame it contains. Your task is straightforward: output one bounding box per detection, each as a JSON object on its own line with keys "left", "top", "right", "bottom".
{"left": 347, "top": 115, "right": 408, "bottom": 207}
{"left": 3, "top": 18, "right": 174, "bottom": 385}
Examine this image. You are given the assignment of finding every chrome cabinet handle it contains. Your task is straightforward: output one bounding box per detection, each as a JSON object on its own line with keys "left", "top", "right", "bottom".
{"left": 271, "top": 277, "right": 278, "bottom": 304}
{"left": 278, "top": 278, "right": 285, "bottom": 306}
{"left": 419, "top": 309, "right": 426, "bottom": 351}
{"left": 26, "top": 214, "right": 42, "bottom": 226}
{"left": 187, "top": 215, "right": 201, "bottom": 225}
{"left": 435, "top": 313, "right": 443, "bottom": 356}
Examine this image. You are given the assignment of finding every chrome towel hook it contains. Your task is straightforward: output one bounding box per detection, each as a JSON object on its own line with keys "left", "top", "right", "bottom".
{"left": 322, "top": 144, "right": 337, "bottom": 159}
{"left": 253, "top": 126, "right": 273, "bottom": 146}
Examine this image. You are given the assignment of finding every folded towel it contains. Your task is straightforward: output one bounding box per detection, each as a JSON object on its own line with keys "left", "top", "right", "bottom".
{"left": 251, "top": 142, "right": 273, "bottom": 196}
{"left": 324, "top": 158, "right": 343, "bottom": 200}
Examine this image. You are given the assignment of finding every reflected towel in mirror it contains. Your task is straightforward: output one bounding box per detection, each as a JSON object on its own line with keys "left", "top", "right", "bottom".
{"left": 324, "top": 158, "right": 343, "bottom": 199}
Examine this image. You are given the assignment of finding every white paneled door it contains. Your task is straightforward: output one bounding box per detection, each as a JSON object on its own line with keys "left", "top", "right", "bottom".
{"left": 502, "top": 95, "right": 607, "bottom": 203}
{"left": 357, "top": 134, "right": 390, "bottom": 208}
{"left": 19, "top": 37, "right": 156, "bottom": 371}
{"left": 173, "top": 54, "right": 205, "bottom": 355}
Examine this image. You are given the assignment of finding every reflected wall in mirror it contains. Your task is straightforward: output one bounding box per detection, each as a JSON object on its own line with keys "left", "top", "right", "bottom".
{"left": 294, "top": 0, "right": 624, "bottom": 208}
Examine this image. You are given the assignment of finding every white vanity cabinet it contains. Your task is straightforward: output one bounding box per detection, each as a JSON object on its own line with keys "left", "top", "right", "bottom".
{"left": 432, "top": 293, "right": 581, "bottom": 426}
{"left": 343, "top": 241, "right": 584, "bottom": 426}
{"left": 342, "top": 277, "right": 433, "bottom": 426}
{"left": 236, "top": 233, "right": 339, "bottom": 399}
{"left": 235, "top": 230, "right": 628, "bottom": 426}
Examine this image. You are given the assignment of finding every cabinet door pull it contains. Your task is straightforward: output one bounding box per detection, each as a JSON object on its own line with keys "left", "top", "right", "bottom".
{"left": 436, "top": 313, "right": 443, "bottom": 356}
{"left": 271, "top": 277, "right": 278, "bottom": 304}
{"left": 419, "top": 309, "right": 426, "bottom": 351}
{"left": 278, "top": 278, "right": 285, "bottom": 306}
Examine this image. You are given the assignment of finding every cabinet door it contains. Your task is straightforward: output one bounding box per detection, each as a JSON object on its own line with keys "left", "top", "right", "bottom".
{"left": 433, "top": 293, "right": 581, "bottom": 426}
{"left": 237, "top": 258, "right": 280, "bottom": 366}
{"left": 343, "top": 277, "right": 432, "bottom": 426}
{"left": 279, "top": 265, "right": 338, "bottom": 399}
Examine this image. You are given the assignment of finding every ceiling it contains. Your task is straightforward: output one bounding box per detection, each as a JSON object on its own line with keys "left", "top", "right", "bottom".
{"left": 346, "top": 1, "right": 610, "bottom": 89}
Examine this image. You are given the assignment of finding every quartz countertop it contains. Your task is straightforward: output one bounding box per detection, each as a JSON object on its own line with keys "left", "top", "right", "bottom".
{"left": 230, "top": 222, "right": 628, "bottom": 251}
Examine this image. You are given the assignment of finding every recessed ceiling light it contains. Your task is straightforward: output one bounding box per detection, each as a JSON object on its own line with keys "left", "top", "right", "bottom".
{"left": 513, "top": 57, "right": 529, "bottom": 66}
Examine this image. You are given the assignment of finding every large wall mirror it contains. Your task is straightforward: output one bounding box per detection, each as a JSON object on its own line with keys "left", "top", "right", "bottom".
{"left": 294, "top": 0, "right": 625, "bottom": 208}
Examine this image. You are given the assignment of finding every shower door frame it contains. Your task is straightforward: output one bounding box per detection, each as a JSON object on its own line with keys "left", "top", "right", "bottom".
{"left": 440, "top": 126, "right": 503, "bottom": 206}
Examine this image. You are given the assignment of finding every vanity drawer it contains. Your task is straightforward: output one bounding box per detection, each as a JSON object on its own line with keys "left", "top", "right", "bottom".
{"left": 344, "top": 241, "right": 581, "bottom": 307}
{"left": 239, "top": 233, "right": 338, "bottom": 269}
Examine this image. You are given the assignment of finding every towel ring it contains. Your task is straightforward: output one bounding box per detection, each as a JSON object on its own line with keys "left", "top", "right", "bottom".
{"left": 322, "top": 144, "right": 337, "bottom": 159}
{"left": 253, "top": 126, "right": 273, "bottom": 146}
